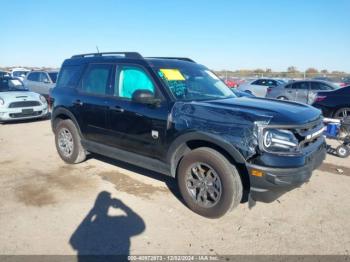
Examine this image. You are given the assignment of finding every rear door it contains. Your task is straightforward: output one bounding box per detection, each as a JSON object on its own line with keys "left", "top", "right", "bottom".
{"left": 76, "top": 63, "right": 114, "bottom": 144}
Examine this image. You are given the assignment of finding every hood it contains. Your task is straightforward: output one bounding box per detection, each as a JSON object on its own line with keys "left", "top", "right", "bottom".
{"left": 0, "top": 91, "right": 41, "bottom": 106}
{"left": 173, "top": 97, "right": 321, "bottom": 126}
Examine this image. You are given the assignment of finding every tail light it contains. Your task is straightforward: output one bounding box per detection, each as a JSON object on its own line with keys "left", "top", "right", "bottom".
{"left": 315, "top": 95, "right": 327, "bottom": 102}
{"left": 267, "top": 87, "right": 272, "bottom": 94}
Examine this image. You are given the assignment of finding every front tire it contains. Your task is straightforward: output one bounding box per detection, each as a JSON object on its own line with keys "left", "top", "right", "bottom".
{"left": 333, "top": 107, "right": 350, "bottom": 119}
{"left": 54, "top": 119, "right": 86, "bottom": 164}
{"left": 177, "top": 147, "right": 243, "bottom": 218}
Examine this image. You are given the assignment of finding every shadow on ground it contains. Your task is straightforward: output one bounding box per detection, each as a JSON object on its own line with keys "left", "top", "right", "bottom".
{"left": 70, "top": 191, "right": 145, "bottom": 261}
{"left": 89, "top": 154, "right": 185, "bottom": 204}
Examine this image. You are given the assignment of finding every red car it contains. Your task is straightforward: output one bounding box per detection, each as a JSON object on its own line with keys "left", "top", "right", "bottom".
{"left": 224, "top": 78, "right": 244, "bottom": 88}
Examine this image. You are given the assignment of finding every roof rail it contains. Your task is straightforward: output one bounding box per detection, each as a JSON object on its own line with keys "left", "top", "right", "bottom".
{"left": 146, "top": 57, "right": 196, "bottom": 63}
{"left": 71, "top": 52, "right": 143, "bottom": 59}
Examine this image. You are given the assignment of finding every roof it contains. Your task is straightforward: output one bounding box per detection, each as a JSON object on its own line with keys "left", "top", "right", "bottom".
{"left": 63, "top": 52, "right": 200, "bottom": 68}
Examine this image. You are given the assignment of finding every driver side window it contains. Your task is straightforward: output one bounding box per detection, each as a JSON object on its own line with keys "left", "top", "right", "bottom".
{"left": 115, "top": 66, "right": 155, "bottom": 99}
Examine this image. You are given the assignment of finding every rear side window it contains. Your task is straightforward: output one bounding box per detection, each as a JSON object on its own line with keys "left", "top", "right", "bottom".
{"left": 56, "top": 65, "right": 83, "bottom": 88}
{"left": 27, "top": 72, "right": 40, "bottom": 82}
{"left": 292, "top": 82, "right": 309, "bottom": 90}
{"left": 81, "top": 64, "right": 113, "bottom": 95}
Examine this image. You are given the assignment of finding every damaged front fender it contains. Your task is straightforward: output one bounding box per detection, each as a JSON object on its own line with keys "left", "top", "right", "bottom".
{"left": 169, "top": 101, "right": 273, "bottom": 161}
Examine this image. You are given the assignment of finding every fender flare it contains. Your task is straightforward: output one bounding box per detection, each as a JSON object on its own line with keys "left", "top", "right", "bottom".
{"left": 51, "top": 107, "right": 82, "bottom": 136}
{"left": 167, "top": 132, "right": 246, "bottom": 177}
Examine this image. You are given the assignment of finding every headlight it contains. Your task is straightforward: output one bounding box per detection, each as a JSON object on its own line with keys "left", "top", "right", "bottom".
{"left": 0, "top": 97, "right": 4, "bottom": 106}
{"left": 262, "top": 128, "right": 299, "bottom": 153}
{"left": 39, "top": 95, "right": 47, "bottom": 104}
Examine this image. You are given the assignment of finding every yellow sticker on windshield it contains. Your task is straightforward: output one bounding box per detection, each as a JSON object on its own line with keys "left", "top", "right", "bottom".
{"left": 160, "top": 69, "right": 185, "bottom": 81}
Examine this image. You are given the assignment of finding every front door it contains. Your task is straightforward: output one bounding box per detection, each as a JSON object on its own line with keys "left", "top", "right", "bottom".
{"left": 105, "top": 64, "right": 169, "bottom": 159}
{"left": 293, "top": 81, "right": 310, "bottom": 103}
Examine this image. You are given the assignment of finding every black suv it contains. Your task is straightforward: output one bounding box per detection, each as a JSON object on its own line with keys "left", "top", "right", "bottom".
{"left": 51, "top": 52, "right": 326, "bottom": 218}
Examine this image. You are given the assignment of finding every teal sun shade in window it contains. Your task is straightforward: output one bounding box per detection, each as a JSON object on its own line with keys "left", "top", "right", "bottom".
{"left": 119, "top": 67, "right": 155, "bottom": 99}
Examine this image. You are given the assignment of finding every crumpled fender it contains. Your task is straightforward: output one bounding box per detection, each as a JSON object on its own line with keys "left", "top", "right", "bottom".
{"left": 168, "top": 101, "right": 272, "bottom": 162}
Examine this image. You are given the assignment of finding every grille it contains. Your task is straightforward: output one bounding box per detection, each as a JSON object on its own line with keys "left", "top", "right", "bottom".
{"left": 8, "top": 101, "right": 41, "bottom": 108}
{"left": 294, "top": 117, "right": 324, "bottom": 149}
{"left": 9, "top": 111, "right": 42, "bottom": 118}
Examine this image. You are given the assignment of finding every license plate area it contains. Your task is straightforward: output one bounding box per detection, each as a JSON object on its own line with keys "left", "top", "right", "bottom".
{"left": 22, "top": 108, "right": 34, "bottom": 115}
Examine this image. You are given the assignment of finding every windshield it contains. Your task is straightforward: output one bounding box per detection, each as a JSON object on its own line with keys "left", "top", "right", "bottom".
{"left": 156, "top": 65, "right": 235, "bottom": 101}
{"left": 13, "top": 71, "right": 29, "bottom": 77}
{"left": 48, "top": 72, "right": 58, "bottom": 83}
{"left": 0, "top": 78, "right": 28, "bottom": 92}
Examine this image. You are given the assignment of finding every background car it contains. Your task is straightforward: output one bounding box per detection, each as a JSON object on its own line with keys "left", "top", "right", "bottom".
{"left": 312, "top": 85, "right": 350, "bottom": 119}
{"left": 231, "top": 88, "right": 255, "bottom": 97}
{"left": 10, "top": 68, "right": 30, "bottom": 82}
{"left": 23, "top": 70, "right": 58, "bottom": 98}
{"left": 0, "top": 77, "right": 49, "bottom": 122}
{"left": 313, "top": 76, "right": 350, "bottom": 87}
{"left": 237, "top": 78, "right": 286, "bottom": 97}
{"left": 224, "top": 77, "right": 244, "bottom": 88}
{"left": 0, "top": 70, "right": 10, "bottom": 78}
{"left": 266, "top": 80, "right": 339, "bottom": 104}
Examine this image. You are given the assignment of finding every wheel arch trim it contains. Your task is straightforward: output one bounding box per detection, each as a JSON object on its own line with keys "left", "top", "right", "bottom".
{"left": 51, "top": 107, "right": 82, "bottom": 136}
{"left": 167, "top": 132, "right": 246, "bottom": 177}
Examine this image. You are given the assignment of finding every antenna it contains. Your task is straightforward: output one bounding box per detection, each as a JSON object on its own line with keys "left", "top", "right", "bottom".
{"left": 96, "top": 46, "right": 100, "bottom": 53}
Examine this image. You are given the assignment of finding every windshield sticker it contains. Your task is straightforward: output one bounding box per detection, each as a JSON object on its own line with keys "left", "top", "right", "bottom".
{"left": 159, "top": 69, "right": 185, "bottom": 81}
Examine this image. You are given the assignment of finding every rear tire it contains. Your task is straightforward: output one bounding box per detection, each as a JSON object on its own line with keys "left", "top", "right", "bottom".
{"left": 54, "top": 119, "right": 86, "bottom": 164}
{"left": 177, "top": 147, "right": 243, "bottom": 218}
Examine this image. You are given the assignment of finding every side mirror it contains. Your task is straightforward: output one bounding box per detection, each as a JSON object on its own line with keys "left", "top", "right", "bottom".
{"left": 132, "top": 90, "right": 160, "bottom": 105}
{"left": 43, "top": 79, "right": 50, "bottom": 84}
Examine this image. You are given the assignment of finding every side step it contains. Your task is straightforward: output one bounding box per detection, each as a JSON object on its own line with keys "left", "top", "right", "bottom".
{"left": 82, "top": 139, "right": 171, "bottom": 176}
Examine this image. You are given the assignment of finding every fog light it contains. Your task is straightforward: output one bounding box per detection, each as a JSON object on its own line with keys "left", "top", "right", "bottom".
{"left": 251, "top": 169, "right": 264, "bottom": 177}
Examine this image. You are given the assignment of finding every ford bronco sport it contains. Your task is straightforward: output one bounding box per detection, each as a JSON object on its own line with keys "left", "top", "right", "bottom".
{"left": 51, "top": 52, "right": 326, "bottom": 218}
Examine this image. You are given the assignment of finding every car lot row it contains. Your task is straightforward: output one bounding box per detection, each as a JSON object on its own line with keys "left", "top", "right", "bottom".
{"left": 234, "top": 78, "right": 350, "bottom": 119}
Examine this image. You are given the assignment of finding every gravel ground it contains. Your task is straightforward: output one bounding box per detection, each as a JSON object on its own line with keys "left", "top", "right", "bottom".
{"left": 0, "top": 119, "right": 349, "bottom": 256}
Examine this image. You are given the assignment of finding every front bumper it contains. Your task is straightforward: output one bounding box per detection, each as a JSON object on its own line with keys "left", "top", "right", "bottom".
{"left": 0, "top": 105, "right": 49, "bottom": 122}
{"left": 246, "top": 139, "right": 326, "bottom": 202}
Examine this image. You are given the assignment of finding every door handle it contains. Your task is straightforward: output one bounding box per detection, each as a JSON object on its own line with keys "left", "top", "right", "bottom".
{"left": 109, "top": 106, "right": 124, "bottom": 113}
{"left": 73, "top": 100, "right": 83, "bottom": 106}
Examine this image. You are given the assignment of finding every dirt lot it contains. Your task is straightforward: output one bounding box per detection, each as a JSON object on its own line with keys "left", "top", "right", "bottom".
{"left": 0, "top": 119, "right": 350, "bottom": 256}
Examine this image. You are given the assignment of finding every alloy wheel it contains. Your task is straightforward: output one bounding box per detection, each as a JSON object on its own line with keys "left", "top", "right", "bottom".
{"left": 185, "top": 162, "right": 222, "bottom": 208}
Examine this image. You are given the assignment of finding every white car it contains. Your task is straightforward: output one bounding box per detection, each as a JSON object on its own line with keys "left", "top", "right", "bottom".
{"left": 237, "top": 78, "right": 286, "bottom": 97}
{"left": 0, "top": 77, "right": 49, "bottom": 122}
{"left": 10, "top": 68, "right": 30, "bottom": 82}
{"left": 23, "top": 70, "right": 58, "bottom": 97}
